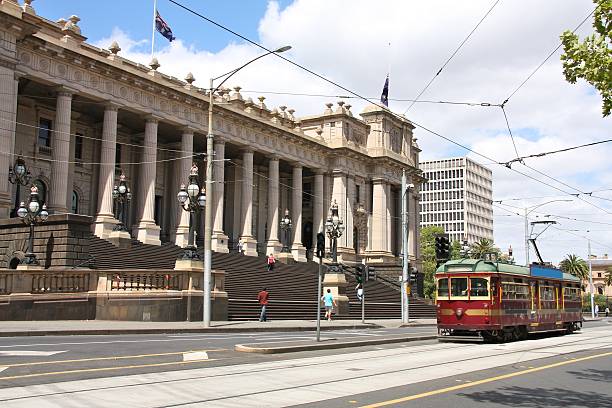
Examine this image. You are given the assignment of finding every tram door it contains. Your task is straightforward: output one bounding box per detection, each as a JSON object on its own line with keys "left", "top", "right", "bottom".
{"left": 490, "top": 277, "right": 500, "bottom": 327}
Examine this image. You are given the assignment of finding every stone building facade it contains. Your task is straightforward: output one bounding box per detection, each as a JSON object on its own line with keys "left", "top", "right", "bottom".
{"left": 0, "top": 1, "right": 422, "bottom": 269}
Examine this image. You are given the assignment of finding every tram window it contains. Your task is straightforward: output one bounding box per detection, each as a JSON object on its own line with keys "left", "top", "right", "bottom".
{"left": 450, "top": 278, "right": 468, "bottom": 298}
{"left": 469, "top": 278, "right": 489, "bottom": 297}
{"left": 540, "top": 286, "right": 555, "bottom": 301}
{"left": 563, "top": 287, "right": 580, "bottom": 302}
{"left": 437, "top": 278, "right": 449, "bottom": 298}
{"left": 515, "top": 285, "right": 529, "bottom": 299}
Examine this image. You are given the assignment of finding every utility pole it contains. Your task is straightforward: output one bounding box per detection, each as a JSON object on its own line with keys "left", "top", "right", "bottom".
{"left": 588, "top": 240, "right": 595, "bottom": 319}
{"left": 524, "top": 208, "right": 529, "bottom": 266}
{"left": 401, "top": 169, "right": 409, "bottom": 324}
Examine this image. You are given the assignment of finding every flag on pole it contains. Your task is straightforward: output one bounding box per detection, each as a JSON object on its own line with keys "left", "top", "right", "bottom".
{"left": 155, "top": 11, "right": 176, "bottom": 42}
{"left": 380, "top": 75, "right": 389, "bottom": 107}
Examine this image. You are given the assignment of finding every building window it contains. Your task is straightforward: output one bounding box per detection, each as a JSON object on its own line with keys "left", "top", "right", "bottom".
{"left": 38, "top": 118, "right": 52, "bottom": 147}
{"left": 75, "top": 133, "right": 84, "bottom": 161}
{"left": 115, "top": 143, "right": 122, "bottom": 169}
{"left": 71, "top": 190, "right": 79, "bottom": 214}
{"left": 356, "top": 184, "right": 361, "bottom": 204}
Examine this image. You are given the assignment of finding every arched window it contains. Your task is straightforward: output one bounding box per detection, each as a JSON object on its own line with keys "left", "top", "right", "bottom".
{"left": 33, "top": 179, "right": 47, "bottom": 206}
{"left": 71, "top": 190, "right": 79, "bottom": 214}
{"left": 597, "top": 286, "right": 604, "bottom": 295}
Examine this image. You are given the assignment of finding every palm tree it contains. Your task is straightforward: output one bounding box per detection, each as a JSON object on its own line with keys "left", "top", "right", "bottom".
{"left": 604, "top": 267, "right": 612, "bottom": 287}
{"left": 470, "top": 239, "right": 499, "bottom": 259}
{"left": 559, "top": 254, "right": 589, "bottom": 280}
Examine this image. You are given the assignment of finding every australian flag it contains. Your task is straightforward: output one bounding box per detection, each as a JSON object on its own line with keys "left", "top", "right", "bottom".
{"left": 380, "top": 75, "right": 389, "bottom": 107}
{"left": 155, "top": 11, "right": 176, "bottom": 42}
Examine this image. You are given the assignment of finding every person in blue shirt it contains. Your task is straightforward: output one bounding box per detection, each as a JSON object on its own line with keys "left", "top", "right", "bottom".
{"left": 321, "top": 289, "right": 337, "bottom": 321}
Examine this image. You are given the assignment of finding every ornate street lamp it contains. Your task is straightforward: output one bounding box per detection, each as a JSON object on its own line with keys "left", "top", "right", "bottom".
{"left": 112, "top": 172, "right": 131, "bottom": 232}
{"left": 325, "top": 199, "right": 345, "bottom": 264}
{"left": 8, "top": 156, "right": 31, "bottom": 218}
{"left": 17, "top": 185, "right": 49, "bottom": 265}
{"left": 279, "top": 209, "right": 292, "bottom": 253}
{"left": 177, "top": 163, "right": 206, "bottom": 260}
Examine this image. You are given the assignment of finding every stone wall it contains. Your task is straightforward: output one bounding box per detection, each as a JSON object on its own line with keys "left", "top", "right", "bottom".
{"left": 0, "top": 214, "right": 93, "bottom": 269}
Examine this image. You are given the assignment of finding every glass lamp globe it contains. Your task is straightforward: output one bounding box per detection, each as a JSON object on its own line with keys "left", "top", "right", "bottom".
{"left": 15, "top": 162, "right": 26, "bottom": 177}
{"left": 126, "top": 189, "right": 132, "bottom": 201}
{"left": 118, "top": 184, "right": 127, "bottom": 194}
{"left": 197, "top": 189, "right": 206, "bottom": 208}
{"left": 112, "top": 187, "right": 119, "bottom": 199}
{"left": 29, "top": 200, "right": 39, "bottom": 214}
{"left": 177, "top": 190, "right": 188, "bottom": 204}
{"left": 40, "top": 205, "right": 49, "bottom": 221}
{"left": 17, "top": 203, "right": 27, "bottom": 218}
{"left": 187, "top": 182, "right": 199, "bottom": 198}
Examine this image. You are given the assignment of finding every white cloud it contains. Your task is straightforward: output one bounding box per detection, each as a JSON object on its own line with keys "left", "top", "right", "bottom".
{"left": 93, "top": 0, "right": 611, "bottom": 264}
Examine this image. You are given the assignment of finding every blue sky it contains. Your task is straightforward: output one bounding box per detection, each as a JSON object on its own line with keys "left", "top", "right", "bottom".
{"left": 35, "top": 0, "right": 291, "bottom": 53}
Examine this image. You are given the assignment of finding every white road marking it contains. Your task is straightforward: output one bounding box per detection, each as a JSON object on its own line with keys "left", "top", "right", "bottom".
{"left": 182, "top": 351, "right": 208, "bottom": 361}
{"left": 0, "top": 350, "right": 67, "bottom": 357}
{"left": 0, "top": 366, "right": 6, "bottom": 373}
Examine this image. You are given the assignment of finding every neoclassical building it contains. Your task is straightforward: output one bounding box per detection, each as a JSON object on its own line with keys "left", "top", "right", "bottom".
{"left": 0, "top": 1, "right": 422, "bottom": 268}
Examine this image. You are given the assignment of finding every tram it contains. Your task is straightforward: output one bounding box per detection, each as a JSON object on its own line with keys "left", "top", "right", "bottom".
{"left": 435, "top": 259, "right": 582, "bottom": 342}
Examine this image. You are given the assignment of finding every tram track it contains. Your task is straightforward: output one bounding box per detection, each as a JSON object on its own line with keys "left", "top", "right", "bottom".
{"left": 1, "top": 327, "right": 610, "bottom": 404}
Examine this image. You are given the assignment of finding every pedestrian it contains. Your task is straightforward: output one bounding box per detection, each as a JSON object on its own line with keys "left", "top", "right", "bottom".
{"left": 356, "top": 282, "right": 363, "bottom": 302}
{"left": 595, "top": 303, "right": 599, "bottom": 318}
{"left": 237, "top": 238, "right": 244, "bottom": 255}
{"left": 257, "top": 287, "right": 269, "bottom": 322}
{"left": 605, "top": 306, "right": 610, "bottom": 318}
{"left": 267, "top": 253, "right": 276, "bottom": 271}
{"left": 321, "top": 288, "right": 337, "bottom": 321}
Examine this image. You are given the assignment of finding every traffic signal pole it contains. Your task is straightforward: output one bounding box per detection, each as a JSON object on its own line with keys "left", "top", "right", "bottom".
{"left": 401, "top": 170, "right": 409, "bottom": 324}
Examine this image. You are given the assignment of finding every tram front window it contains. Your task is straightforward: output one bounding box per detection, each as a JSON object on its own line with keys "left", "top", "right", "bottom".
{"left": 437, "top": 278, "right": 449, "bottom": 298}
{"left": 470, "top": 277, "right": 489, "bottom": 298}
{"left": 450, "top": 277, "right": 468, "bottom": 298}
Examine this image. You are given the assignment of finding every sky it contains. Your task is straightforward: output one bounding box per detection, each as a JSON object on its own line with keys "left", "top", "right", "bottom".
{"left": 33, "top": 0, "right": 611, "bottom": 265}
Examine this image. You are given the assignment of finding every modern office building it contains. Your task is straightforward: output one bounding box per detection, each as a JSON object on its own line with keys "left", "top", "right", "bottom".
{"left": 419, "top": 157, "right": 493, "bottom": 243}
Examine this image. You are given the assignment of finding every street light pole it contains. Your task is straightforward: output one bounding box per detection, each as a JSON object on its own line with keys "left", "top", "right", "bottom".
{"left": 588, "top": 239, "right": 595, "bottom": 319}
{"left": 17, "top": 185, "right": 49, "bottom": 265}
{"left": 401, "top": 169, "right": 414, "bottom": 324}
{"left": 202, "top": 45, "right": 292, "bottom": 327}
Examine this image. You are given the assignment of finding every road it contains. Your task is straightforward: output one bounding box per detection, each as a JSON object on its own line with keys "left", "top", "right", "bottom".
{"left": 0, "top": 320, "right": 609, "bottom": 407}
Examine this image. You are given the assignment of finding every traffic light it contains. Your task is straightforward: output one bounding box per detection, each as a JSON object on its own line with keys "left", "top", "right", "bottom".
{"left": 435, "top": 234, "right": 451, "bottom": 262}
{"left": 316, "top": 232, "right": 325, "bottom": 259}
{"left": 367, "top": 266, "right": 376, "bottom": 281}
{"left": 356, "top": 265, "right": 364, "bottom": 284}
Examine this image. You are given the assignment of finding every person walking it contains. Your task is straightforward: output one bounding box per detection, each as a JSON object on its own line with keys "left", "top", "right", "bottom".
{"left": 595, "top": 303, "right": 599, "bottom": 318}
{"left": 605, "top": 306, "right": 610, "bottom": 318}
{"left": 267, "top": 253, "right": 276, "bottom": 272}
{"left": 356, "top": 282, "right": 363, "bottom": 302}
{"left": 321, "top": 288, "right": 337, "bottom": 322}
{"left": 237, "top": 238, "right": 244, "bottom": 255}
{"left": 257, "top": 287, "right": 269, "bottom": 322}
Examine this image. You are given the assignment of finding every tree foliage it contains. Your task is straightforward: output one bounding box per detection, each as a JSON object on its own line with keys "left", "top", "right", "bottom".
{"left": 470, "top": 238, "right": 501, "bottom": 259}
{"left": 605, "top": 266, "right": 612, "bottom": 286}
{"left": 560, "top": 0, "right": 611, "bottom": 117}
{"left": 420, "top": 225, "right": 445, "bottom": 298}
{"left": 559, "top": 254, "right": 589, "bottom": 280}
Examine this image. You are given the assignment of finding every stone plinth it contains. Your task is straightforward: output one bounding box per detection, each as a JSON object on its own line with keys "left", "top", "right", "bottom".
{"left": 291, "top": 243, "right": 307, "bottom": 263}
{"left": 211, "top": 232, "right": 229, "bottom": 253}
{"left": 108, "top": 229, "right": 131, "bottom": 249}
{"left": 241, "top": 236, "right": 258, "bottom": 257}
{"left": 323, "top": 265, "right": 349, "bottom": 316}
{"left": 16, "top": 263, "right": 44, "bottom": 271}
{"left": 276, "top": 252, "right": 295, "bottom": 265}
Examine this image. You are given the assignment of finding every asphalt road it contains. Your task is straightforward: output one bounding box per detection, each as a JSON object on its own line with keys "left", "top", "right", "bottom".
{"left": 0, "top": 320, "right": 609, "bottom": 407}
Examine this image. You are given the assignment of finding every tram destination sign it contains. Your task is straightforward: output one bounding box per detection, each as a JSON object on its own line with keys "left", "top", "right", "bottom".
{"left": 530, "top": 265, "right": 563, "bottom": 280}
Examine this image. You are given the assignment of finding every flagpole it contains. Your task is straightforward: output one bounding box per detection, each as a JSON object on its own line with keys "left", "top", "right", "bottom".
{"left": 151, "top": 0, "right": 157, "bottom": 58}
{"left": 387, "top": 42, "right": 391, "bottom": 109}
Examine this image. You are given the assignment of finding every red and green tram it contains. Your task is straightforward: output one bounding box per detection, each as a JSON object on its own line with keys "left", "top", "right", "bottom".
{"left": 435, "top": 259, "right": 582, "bottom": 342}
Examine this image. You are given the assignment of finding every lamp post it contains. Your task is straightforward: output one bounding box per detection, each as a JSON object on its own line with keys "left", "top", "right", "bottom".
{"left": 401, "top": 169, "right": 415, "bottom": 323}
{"left": 8, "top": 156, "right": 31, "bottom": 218}
{"left": 17, "top": 185, "right": 49, "bottom": 266}
{"left": 524, "top": 199, "right": 571, "bottom": 265}
{"left": 177, "top": 164, "right": 206, "bottom": 260}
{"left": 203, "top": 45, "right": 292, "bottom": 327}
{"left": 112, "top": 173, "right": 131, "bottom": 232}
{"left": 325, "top": 200, "right": 345, "bottom": 265}
{"left": 279, "top": 209, "right": 292, "bottom": 253}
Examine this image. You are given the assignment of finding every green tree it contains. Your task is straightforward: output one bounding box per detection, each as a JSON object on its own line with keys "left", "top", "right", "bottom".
{"left": 560, "top": 0, "right": 611, "bottom": 116}
{"left": 450, "top": 239, "right": 462, "bottom": 260}
{"left": 420, "top": 225, "right": 445, "bottom": 299}
{"left": 604, "top": 266, "right": 612, "bottom": 287}
{"left": 559, "top": 254, "right": 589, "bottom": 280}
{"left": 470, "top": 238, "right": 500, "bottom": 259}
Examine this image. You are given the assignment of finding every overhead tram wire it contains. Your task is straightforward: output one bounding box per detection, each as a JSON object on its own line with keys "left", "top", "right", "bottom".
{"left": 502, "top": 138, "right": 612, "bottom": 167}
{"left": 500, "top": 105, "right": 521, "bottom": 162}
{"left": 168, "top": 0, "right": 612, "bottom": 217}
{"left": 403, "top": 0, "right": 502, "bottom": 113}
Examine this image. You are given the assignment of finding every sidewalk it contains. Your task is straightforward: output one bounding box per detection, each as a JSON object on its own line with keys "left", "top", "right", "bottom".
{"left": 0, "top": 318, "right": 437, "bottom": 337}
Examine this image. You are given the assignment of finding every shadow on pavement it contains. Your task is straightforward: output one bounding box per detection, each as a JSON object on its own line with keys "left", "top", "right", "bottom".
{"left": 459, "top": 386, "right": 612, "bottom": 407}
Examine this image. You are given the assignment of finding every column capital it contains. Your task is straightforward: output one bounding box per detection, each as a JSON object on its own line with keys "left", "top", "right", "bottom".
{"left": 54, "top": 86, "right": 77, "bottom": 98}
{"left": 269, "top": 154, "right": 280, "bottom": 162}
{"left": 145, "top": 114, "right": 161, "bottom": 124}
{"left": 104, "top": 101, "right": 120, "bottom": 112}
{"left": 180, "top": 126, "right": 195, "bottom": 135}
{"left": 291, "top": 162, "right": 303, "bottom": 170}
{"left": 240, "top": 147, "right": 254, "bottom": 154}
{"left": 214, "top": 137, "right": 227, "bottom": 146}
{"left": 313, "top": 168, "right": 326, "bottom": 175}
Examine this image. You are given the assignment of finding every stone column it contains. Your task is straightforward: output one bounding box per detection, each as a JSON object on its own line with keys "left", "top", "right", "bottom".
{"left": 49, "top": 89, "right": 73, "bottom": 213}
{"left": 211, "top": 140, "right": 229, "bottom": 252}
{"left": 135, "top": 116, "right": 161, "bottom": 245}
{"left": 331, "top": 170, "right": 352, "bottom": 262}
{"left": 0, "top": 68, "right": 18, "bottom": 219}
{"left": 312, "top": 170, "right": 324, "bottom": 252}
{"left": 239, "top": 149, "right": 257, "bottom": 256}
{"left": 386, "top": 183, "right": 393, "bottom": 254}
{"left": 291, "top": 164, "right": 306, "bottom": 262}
{"left": 266, "top": 156, "right": 282, "bottom": 255}
{"left": 231, "top": 164, "right": 242, "bottom": 243}
{"left": 369, "top": 179, "right": 393, "bottom": 262}
{"left": 94, "top": 103, "right": 119, "bottom": 239}
{"left": 174, "top": 128, "right": 193, "bottom": 247}
{"left": 346, "top": 176, "right": 355, "bottom": 252}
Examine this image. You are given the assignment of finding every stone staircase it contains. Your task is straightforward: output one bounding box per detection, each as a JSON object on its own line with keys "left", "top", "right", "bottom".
{"left": 88, "top": 236, "right": 436, "bottom": 320}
